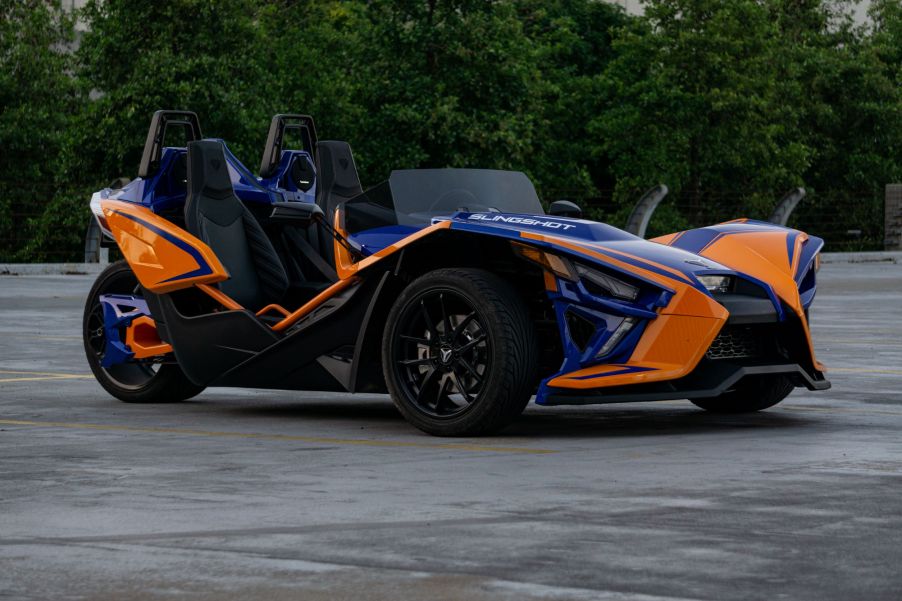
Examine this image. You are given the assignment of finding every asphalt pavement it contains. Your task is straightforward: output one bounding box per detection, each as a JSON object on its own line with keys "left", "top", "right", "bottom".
{"left": 1, "top": 261, "right": 901, "bottom": 600}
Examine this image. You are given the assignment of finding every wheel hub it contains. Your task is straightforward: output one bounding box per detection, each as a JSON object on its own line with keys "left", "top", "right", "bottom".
{"left": 394, "top": 289, "right": 490, "bottom": 418}
{"left": 438, "top": 344, "right": 454, "bottom": 366}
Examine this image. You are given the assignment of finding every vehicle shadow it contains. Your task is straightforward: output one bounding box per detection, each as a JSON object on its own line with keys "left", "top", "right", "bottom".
{"left": 215, "top": 394, "right": 819, "bottom": 441}
{"left": 507, "top": 403, "right": 818, "bottom": 439}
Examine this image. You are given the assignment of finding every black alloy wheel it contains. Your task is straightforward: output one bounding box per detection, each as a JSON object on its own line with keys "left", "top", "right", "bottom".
{"left": 393, "top": 288, "right": 490, "bottom": 419}
{"left": 383, "top": 268, "right": 538, "bottom": 436}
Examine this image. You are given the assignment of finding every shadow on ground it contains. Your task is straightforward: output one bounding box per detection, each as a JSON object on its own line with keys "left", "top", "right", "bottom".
{"left": 210, "top": 395, "right": 820, "bottom": 440}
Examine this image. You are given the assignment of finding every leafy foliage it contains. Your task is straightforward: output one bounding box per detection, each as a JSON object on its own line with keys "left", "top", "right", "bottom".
{"left": 0, "top": 0, "right": 900, "bottom": 261}
{"left": 0, "top": 0, "right": 77, "bottom": 261}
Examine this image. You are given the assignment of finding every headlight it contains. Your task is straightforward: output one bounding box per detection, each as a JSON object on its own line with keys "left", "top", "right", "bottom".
{"left": 697, "top": 275, "right": 732, "bottom": 294}
{"left": 576, "top": 264, "right": 639, "bottom": 301}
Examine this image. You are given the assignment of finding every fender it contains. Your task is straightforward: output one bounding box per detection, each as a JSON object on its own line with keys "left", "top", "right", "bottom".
{"left": 100, "top": 199, "right": 229, "bottom": 293}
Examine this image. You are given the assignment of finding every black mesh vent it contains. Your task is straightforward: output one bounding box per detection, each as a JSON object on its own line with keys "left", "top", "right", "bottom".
{"left": 706, "top": 325, "right": 773, "bottom": 360}
{"left": 566, "top": 310, "right": 595, "bottom": 351}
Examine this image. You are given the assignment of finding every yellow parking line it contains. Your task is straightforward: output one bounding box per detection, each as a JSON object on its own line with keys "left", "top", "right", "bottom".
{"left": 0, "top": 369, "right": 92, "bottom": 378}
{"left": 0, "top": 419, "right": 556, "bottom": 455}
{"left": 0, "top": 375, "right": 93, "bottom": 383}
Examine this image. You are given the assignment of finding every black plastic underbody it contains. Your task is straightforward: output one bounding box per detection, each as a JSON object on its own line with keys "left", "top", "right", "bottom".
{"left": 543, "top": 359, "right": 830, "bottom": 406}
{"left": 147, "top": 268, "right": 394, "bottom": 391}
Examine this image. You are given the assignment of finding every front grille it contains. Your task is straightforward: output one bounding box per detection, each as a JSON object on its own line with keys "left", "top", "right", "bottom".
{"left": 706, "top": 325, "right": 772, "bottom": 360}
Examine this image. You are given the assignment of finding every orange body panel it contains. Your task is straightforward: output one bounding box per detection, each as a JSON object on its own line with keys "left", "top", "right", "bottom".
{"left": 653, "top": 224, "right": 824, "bottom": 372}
{"left": 692, "top": 231, "right": 822, "bottom": 371}
{"left": 547, "top": 314, "right": 722, "bottom": 388}
{"left": 124, "top": 315, "right": 173, "bottom": 359}
{"left": 102, "top": 199, "right": 228, "bottom": 293}
{"left": 333, "top": 209, "right": 453, "bottom": 280}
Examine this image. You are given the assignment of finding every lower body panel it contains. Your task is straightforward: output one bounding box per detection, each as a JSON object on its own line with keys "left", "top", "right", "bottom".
{"left": 543, "top": 360, "right": 830, "bottom": 405}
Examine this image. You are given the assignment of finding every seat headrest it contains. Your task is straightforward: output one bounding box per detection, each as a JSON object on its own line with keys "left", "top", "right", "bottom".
{"left": 187, "top": 140, "right": 233, "bottom": 199}
{"left": 315, "top": 141, "right": 362, "bottom": 200}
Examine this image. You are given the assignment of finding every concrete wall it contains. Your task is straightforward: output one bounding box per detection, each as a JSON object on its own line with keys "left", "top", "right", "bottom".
{"left": 607, "top": 1, "right": 873, "bottom": 23}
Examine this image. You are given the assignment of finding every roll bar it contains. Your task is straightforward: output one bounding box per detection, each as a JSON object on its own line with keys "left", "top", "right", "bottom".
{"left": 138, "top": 110, "right": 203, "bottom": 178}
{"left": 259, "top": 114, "right": 318, "bottom": 178}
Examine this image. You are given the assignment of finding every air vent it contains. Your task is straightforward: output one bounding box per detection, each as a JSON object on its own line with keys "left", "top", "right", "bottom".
{"left": 565, "top": 310, "right": 595, "bottom": 351}
{"left": 706, "top": 325, "right": 770, "bottom": 360}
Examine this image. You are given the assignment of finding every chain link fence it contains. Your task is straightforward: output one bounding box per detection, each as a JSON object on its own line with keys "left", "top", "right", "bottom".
{"left": 542, "top": 188, "right": 889, "bottom": 252}
{"left": 0, "top": 184, "right": 894, "bottom": 264}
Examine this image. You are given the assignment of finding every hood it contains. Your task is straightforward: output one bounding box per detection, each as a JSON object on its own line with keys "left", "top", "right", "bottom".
{"left": 449, "top": 212, "right": 731, "bottom": 283}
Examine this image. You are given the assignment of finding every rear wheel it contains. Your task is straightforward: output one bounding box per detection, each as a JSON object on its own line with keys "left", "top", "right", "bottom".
{"left": 83, "top": 260, "right": 204, "bottom": 403}
{"left": 689, "top": 374, "right": 794, "bottom": 413}
{"left": 382, "top": 268, "right": 538, "bottom": 436}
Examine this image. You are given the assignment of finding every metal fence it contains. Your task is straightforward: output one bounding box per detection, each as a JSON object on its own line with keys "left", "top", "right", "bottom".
{"left": 542, "top": 188, "right": 888, "bottom": 252}
{"left": 0, "top": 185, "right": 893, "bottom": 264}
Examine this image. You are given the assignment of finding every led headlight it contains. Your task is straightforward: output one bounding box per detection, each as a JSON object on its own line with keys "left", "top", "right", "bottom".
{"left": 697, "top": 275, "right": 733, "bottom": 294}
{"left": 575, "top": 265, "right": 639, "bottom": 301}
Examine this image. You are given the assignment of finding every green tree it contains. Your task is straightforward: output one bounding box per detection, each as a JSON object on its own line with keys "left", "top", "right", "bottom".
{"left": 258, "top": 1, "right": 369, "bottom": 161}
{"left": 592, "top": 0, "right": 810, "bottom": 214}
{"left": 0, "top": 0, "right": 79, "bottom": 261}
{"left": 779, "top": 0, "right": 902, "bottom": 248}
{"left": 516, "top": 0, "right": 631, "bottom": 198}
{"left": 27, "top": 0, "right": 274, "bottom": 259}
{"left": 348, "top": 0, "right": 543, "bottom": 185}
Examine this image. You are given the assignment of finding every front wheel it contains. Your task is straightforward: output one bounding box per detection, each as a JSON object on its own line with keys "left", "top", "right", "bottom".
{"left": 83, "top": 260, "right": 204, "bottom": 403}
{"left": 689, "top": 374, "right": 794, "bottom": 413}
{"left": 382, "top": 268, "right": 538, "bottom": 436}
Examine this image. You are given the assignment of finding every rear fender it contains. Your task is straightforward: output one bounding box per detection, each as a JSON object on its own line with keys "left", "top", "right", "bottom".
{"left": 100, "top": 199, "right": 229, "bottom": 293}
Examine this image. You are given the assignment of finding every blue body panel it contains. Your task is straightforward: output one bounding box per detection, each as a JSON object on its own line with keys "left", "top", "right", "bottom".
{"left": 98, "top": 294, "right": 153, "bottom": 367}
{"left": 98, "top": 141, "right": 315, "bottom": 212}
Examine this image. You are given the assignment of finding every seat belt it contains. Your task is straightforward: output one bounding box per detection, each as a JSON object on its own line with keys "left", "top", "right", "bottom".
{"left": 282, "top": 226, "right": 339, "bottom": 282}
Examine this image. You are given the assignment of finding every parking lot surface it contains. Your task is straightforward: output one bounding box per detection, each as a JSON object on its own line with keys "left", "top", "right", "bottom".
{"left": 1, "top": 262, "right": 901, "bottom": 600}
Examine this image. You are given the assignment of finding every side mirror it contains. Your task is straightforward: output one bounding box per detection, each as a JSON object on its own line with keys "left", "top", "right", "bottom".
{"left": 549, "top": 200, "right": 582, "bottom": 219}
{"left": 269, "top": 201, "right": 324, "bottom": 224}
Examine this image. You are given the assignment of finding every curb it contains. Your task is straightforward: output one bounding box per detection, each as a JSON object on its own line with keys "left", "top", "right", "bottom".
{"left": 0, "top": 263, "right": 107, "bottom": 276}
{"left": 820, "top": 251, "right": 901, "bottom": 264}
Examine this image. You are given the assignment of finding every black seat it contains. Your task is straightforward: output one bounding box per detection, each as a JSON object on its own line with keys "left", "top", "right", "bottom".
{"left": 185, "top": 140, "right": 289, "bottom": 312}
{"left": 313, "top": 141, "right": 362, "bottom": 267}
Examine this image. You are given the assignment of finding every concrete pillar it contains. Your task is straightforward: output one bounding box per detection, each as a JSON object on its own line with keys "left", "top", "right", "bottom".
{"left": 886, "top": 184, "right": 902, "bottom": 250}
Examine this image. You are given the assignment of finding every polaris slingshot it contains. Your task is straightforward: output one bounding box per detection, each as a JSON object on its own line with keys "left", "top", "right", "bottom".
{"left": 83, "top": 111, "right": 829, "bottom": 436}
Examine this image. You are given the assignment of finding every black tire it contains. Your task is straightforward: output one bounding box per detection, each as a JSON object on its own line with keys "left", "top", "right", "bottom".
{"left": 83, "top": 260, "right": 204, "bottom": 403}
{"left": 689, "top": 375, "right": 794, "bottom": 413}
{"left": 382, "top": 268, "right": 538, "bottom": 436}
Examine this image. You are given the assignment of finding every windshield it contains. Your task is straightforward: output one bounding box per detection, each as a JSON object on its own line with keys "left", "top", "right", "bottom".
{"left": 344, "top": 168, "right": 545, "bottom": 234}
